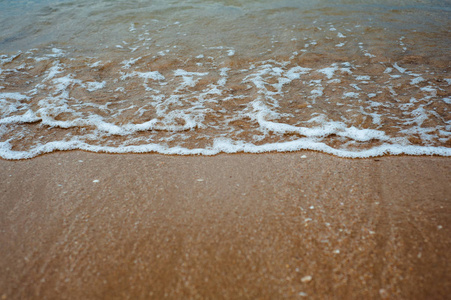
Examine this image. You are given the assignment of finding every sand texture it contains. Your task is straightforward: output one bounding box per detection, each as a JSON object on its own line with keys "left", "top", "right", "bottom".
{"left": 0, "top": 152, "right": 450, "bottom": 299}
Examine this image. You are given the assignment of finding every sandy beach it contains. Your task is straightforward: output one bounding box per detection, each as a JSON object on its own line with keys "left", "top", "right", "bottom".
{"left": 0, "top": 152, "right": 450, "bottom": 299}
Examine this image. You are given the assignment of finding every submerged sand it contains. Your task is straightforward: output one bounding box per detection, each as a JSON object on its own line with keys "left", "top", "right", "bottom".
{"left": 0, "top": 152, "right": 450, "bottom": 299}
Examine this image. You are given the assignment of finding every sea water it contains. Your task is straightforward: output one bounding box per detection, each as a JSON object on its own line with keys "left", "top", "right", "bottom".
{"left": 0, "top": 0, "right": 450, "bottom": 159}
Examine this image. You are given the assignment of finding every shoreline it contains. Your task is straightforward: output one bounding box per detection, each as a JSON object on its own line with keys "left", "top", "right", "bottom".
{"left": 1, "top": 151, "right": 450, "bottom": 299}
{"left": 1, "top": 142, "right": 451, "bottom": 160}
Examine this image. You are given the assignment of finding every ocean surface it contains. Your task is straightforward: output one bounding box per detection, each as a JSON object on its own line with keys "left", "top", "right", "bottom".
{"left": 0, "top": 0, "right": 450, "bottom": 159}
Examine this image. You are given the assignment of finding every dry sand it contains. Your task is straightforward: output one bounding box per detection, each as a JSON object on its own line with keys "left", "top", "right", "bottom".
{"left": 0, "top": 151, "right": 450, "bottom": 299}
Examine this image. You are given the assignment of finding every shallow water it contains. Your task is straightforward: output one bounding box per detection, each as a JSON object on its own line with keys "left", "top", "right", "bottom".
{"left": 0, "top": 0, "right": 450, "bottom": 159}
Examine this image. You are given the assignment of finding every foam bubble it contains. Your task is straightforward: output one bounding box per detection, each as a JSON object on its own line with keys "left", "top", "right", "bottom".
{"left": 86, "top": 81, "right": 106, "bottom": 92}
{"left": 393, "top": 63, "right": 406, "bottom": 74}
{"left": 174, "top": 69, "right": 208, "bottom": 87}
{"left": 318, "top": 65, "right": 338, "bottom": 79}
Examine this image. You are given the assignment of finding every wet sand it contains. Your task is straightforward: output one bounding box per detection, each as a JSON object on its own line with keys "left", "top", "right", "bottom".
{"left": 0, "top": 152, "right": 450, "bottom": 299}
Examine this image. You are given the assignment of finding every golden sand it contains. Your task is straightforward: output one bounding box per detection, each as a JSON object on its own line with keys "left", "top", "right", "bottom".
{"left": 1, "top": 152, "right": 450, "bottom": 299}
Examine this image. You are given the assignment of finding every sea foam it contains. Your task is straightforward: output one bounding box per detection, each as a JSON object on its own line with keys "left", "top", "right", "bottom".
{"left": 0, "top": 8, "right": 450, "bottom": 160}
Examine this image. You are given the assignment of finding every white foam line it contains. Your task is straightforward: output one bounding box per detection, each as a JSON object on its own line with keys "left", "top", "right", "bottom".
{"left": 1, "top": 138, "right": 450, "bottom": 160}
{"left": 0, "top": 92, "right": 30, "bottom": 101}
{"left": 23, "top": 111, "right": 202, "bottom": 135}
{"left": 0, "top": 110, "right": 39, "bottom": 125}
